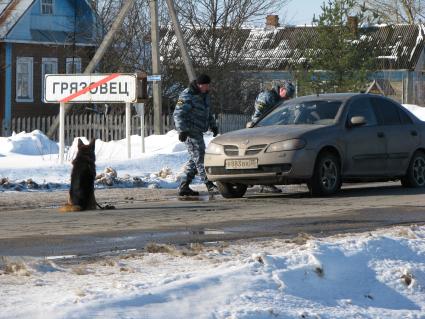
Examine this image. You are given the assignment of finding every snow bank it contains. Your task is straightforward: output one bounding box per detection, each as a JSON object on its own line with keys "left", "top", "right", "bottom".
{"left": 1, "top": 225, "right": 425, "bottom": 318}
{"left": 0, "top": 130, "right": 214, "bottom": 190}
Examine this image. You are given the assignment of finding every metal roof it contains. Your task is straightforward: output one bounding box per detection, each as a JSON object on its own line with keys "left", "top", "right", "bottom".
{"left": 161, "top": 24, "right": 425, "bottom": 71}
{"left": 0, "top": 0, "right": 96, "bottom": 41}
{"left": 0, "top": 0, "right": 33, "bottom": 39}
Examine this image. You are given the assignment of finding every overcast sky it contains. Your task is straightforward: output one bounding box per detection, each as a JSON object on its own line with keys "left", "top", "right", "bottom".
{"left": 280, "top": 0, "right": 324, "bottom": 25}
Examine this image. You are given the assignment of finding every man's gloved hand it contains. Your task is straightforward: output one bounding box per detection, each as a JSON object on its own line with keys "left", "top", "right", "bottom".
{"left": 178, "top": 131, "right": 188, "bottom": 142}
{"left": 211, "top": 127, "right": 219, "bottom": 137}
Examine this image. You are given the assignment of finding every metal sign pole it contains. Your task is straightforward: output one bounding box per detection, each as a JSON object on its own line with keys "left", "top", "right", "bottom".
{"left": 140, "top": 103, "right": 145, "bottom": 153}
{"left": 126, "top": 102, "right": 131, "bottom": 159}
{"left": 59, "top": 102, "right": 65, "bottom": 164}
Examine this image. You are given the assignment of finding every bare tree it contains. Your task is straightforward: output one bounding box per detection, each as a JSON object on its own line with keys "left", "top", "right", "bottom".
{"left": 160, "top": 0, "right": 291, "bottom": 114}
{"left": 359, "top": 0, "right": 425, "bottom": 24}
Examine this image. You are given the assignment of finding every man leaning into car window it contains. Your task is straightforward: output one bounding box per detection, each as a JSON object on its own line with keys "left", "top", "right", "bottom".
{"left": 250, "top": 80, "right": 295, "bottom": 193}
{"left": 173, "top": 74, "right": 219, "bottom": 197}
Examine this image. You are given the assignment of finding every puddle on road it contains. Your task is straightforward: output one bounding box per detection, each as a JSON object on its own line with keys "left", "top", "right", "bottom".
{"left": 168, "top": 194, "right": 223, "bottom": 202}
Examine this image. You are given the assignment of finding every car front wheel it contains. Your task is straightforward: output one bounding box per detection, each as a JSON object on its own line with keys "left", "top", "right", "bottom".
{"left": 401, "top": 150, "right": 425, "bottom": 188}
{"left": 307, "top": 152, "right": 341, "bottom": 196}
{"left": 216, "top": 182, "right": 247, "bottom": 198}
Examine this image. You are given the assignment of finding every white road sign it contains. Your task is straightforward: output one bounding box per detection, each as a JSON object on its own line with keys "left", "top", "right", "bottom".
{"left": 44, "top": 73, "right": 137, "bottom": 103}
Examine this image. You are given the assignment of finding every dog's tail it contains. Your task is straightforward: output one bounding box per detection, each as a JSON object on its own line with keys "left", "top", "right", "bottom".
{"left": 59, "top": 204, "right": 82, "bottom": 213}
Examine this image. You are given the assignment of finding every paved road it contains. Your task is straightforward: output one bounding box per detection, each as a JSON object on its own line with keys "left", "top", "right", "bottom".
{"left": 1, "top": 182, "right": 425, "bottom": 256}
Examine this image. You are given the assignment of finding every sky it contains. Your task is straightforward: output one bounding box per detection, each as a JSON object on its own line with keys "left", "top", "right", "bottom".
{"left": 280, "top": 0, "right": 325, "bottom": 25}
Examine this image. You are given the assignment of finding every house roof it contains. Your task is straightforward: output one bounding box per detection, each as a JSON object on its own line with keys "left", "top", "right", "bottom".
{"left": 0, "top": 0, "right": 33, "bottom": 38}
{"left": 0, "top": 0, "right": 96, "bottom": 44}
{"left": 161, "top": 24, "right": 425, "bottom": 71}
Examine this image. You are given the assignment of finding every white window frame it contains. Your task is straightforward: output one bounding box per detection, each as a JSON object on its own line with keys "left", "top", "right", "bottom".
{"left": 41, "top": 58, "right": 58, "bottom": 101}
{"left": 41, "top": 0, "right": 54, "bottom": 15}
{"left": 16, "top": 57, "right": 33, "bottom": 102}
{"left": 66, "top": 57, "right": 82, "bottom": 74}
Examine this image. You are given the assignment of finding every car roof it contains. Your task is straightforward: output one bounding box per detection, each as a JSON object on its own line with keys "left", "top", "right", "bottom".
{"left": 291, "top": 93, "right": 359, "bottom": 103}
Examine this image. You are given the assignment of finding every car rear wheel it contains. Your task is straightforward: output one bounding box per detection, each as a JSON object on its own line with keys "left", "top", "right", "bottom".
{"left": 307, "top": 152, "right": 341, "bottom": 196}
{"left": 401, "top": 150, "right": 425, "bottom": 187}
{"left": 216, "top": 182, "right": 247, "bottom": 198}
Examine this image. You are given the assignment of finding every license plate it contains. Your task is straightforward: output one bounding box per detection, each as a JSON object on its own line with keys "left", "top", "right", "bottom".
{"left": 225, "top": 159, "right": 258, "bottom": 169}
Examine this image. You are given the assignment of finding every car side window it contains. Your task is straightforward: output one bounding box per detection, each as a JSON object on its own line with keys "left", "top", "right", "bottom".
{"left": 398, "top": 107, "right": 414, "bottom": 124}
{"left": 347, "top": 97, "right": 377, "bottom": 126}
{"left": 371, "top": 97, "right": 402, "bottom": 125}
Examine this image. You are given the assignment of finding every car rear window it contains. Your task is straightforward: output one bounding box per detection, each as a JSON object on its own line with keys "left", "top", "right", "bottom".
{"left": 257, "top": 100, "right": 342, "bottom": 126}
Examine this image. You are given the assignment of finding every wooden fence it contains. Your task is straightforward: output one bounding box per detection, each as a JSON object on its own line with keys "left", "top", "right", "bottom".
{"left": 10, "top": 113, "right": 251, "bottom": 145}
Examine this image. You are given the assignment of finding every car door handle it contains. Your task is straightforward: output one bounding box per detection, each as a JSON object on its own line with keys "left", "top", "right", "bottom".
{"left": 411, "top": 130, "right": 418, "bottom": 136}
{"left": 377, "top": 132, "right": 385, "bottom": 138}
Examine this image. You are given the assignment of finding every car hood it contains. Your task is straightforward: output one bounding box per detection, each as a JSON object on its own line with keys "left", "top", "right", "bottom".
{"left": 212, "top": 125, "right": 321, "bottom": 146}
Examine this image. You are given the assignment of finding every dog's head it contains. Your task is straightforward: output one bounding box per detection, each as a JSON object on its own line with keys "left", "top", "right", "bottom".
{"left": 77, "top": 138, "right": 96, "bottom": 162}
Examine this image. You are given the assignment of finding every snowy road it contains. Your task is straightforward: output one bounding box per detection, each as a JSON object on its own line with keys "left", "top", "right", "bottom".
{"left": 1, "top": 182, "right": 425, "bottom": 257}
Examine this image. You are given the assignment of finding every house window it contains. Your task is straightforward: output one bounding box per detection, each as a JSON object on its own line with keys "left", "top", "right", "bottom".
{"left": 41, "top": 0, "right": 53, "bottom": 15}
{"left": 42, "top": 58, "right": 58, "bottom": 101}
{"left": 66, "top": 57, "right": 82, "bottom": 74}
{"left": 16, "top": 57, "right": 33, "bottom": 102}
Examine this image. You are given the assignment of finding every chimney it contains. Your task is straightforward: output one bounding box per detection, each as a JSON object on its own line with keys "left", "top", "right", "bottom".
{"left": 347, "top": 16, "right": 359, "bottom": 37}
{"left": 266, "top": 15, "right": 279, "bottom": 29}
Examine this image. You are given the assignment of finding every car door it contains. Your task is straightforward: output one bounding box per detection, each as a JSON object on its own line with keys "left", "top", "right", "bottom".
{"left": 343, "top": 96, "right": 388, "bottom": 177}
{"left": 371, "top": 97, "right": 420, "bottom": 176}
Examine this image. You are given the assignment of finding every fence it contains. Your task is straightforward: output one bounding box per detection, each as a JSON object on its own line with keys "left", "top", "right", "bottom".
{"left": 10, "top": 113, "right": 251, "bottom": 145}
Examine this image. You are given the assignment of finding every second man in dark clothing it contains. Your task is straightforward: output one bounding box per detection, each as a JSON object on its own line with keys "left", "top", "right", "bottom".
{"left": 250, "top": 80, "right": 295, "bottom": 193}
{"left": 173, "top": 74, "right": 219, "bottom": 196}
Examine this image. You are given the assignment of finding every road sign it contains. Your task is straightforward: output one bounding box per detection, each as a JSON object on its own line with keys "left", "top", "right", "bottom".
{"left": 44, "top": 73, "right": 137, "bottom": 103}
{"left": 147, "top": 74, "right": 161, "bottom": 82}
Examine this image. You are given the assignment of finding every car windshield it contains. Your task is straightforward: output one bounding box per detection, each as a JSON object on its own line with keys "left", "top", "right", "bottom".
{"left": 256, "top": 100, "right": 343, "bottom": 127}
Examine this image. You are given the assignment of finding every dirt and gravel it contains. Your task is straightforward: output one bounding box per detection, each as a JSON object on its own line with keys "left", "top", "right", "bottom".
{"left": 1, "top": 182, "right": 425, "bottom": 257}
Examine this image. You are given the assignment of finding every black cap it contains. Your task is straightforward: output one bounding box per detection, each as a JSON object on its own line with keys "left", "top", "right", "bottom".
{"left": 196, "top": 74, "right": 211, "bottom": 84}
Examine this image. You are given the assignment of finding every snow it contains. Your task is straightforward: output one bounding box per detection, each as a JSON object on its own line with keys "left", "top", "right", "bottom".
{"left": 1, "top": 104, "right": 425, "bottom": 318}
{"left": 0, "top": 130, "right": 214, "bottom": 190}
{"left": 1, "top": 226, "right": 425, "bottom": 318}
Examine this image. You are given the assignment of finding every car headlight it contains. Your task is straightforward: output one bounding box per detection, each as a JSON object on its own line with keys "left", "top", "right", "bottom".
{"left": 265, "top": 139, "right": 306, "bottom": 152}
{"left": 206, "top": 142, "right": 224, "bottom": 155}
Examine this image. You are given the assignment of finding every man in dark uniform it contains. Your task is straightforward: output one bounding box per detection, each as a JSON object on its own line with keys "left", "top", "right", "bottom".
{"left": 251, "top": 80, "right": 295, "bottom": 193}
{"left": 173, "top": 74, "right": 219, "bottom": 196}
{"left": 251, "top": 80, "right": 295, "bottom": 124}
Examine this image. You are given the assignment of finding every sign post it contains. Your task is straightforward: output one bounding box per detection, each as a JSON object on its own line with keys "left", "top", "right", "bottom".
{"left": 59, "top": 102, "right": 65, "bottom": 164}
{"left": 125, "top": 102, "right": 131, "bottom": 159}
{"left": 134, "top": 103, "right": 145, "bottom": 154}
{"left": 44, "top": 73, "right": 138, "bottom": 163}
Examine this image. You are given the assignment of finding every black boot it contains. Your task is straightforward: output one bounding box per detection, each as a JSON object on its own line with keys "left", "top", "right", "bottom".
{"left": 205, "top": 181, "right": 218, "bottom": 193}
{"left": 178, "top": 181, "right": 199, "bottom": 196}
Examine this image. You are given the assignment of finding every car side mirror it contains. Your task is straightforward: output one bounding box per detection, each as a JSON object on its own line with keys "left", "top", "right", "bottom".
{"left": 246, "top": 121, "right": 254, "bottom": 128}
{"left": 349, "top": 116, "right": 367, "bottom": 127}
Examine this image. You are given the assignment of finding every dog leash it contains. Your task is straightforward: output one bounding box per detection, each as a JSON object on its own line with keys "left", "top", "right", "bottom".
{"left": 96, "top": 202, "right": 115, "bottom": 210}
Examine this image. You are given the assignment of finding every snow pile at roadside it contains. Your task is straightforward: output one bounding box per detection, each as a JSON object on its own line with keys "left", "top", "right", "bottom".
{"left": 1, "top": 225, "right": 425, "bottom": 318}
{"left": 0, "top": 130, "right": 214, "bottom": 191}
{"left": 0, "top": 129, "right": 59, "bottom": 156}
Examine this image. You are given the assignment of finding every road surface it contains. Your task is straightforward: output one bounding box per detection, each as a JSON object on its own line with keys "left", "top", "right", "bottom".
{"left": 1, "top": 182, "right": 424, "bottom": 256}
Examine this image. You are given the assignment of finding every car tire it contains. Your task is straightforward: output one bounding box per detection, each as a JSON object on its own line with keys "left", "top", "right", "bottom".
{"left": 307, "top": 152, "right": 341, "bottom": 196}
{"left": 401, "top": 150, "right": 425, "bottom": 188}
{"left": 216, "top": 182, "right": 247, "bottom": 198}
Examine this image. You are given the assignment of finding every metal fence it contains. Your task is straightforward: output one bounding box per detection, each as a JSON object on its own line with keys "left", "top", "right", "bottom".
{"left": 9, "top": 113, "right": 251, "bottom": 145}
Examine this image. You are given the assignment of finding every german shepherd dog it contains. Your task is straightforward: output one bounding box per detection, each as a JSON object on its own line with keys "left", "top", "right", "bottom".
{"left": 60, "top": 138, "right": 97, "bottom": 212}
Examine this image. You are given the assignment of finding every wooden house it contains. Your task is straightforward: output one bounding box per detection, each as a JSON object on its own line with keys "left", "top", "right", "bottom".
{"left": 0, "top": 0, "right": 98, "bottom": 135}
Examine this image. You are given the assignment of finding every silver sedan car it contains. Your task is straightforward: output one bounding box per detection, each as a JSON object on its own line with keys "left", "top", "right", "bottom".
{"left": 205, "top": 93, "right": 425, "bottom": 198}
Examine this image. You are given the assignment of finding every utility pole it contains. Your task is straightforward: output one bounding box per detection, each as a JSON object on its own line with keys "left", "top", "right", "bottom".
{"left": 47, "top": 0, "right": 136, "bottom": 139}
{"left": 149, "top": 0, "right": 163, "bottom": 134}
{"left": 165, "top": 0, "right": 196, "bottom": 81}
